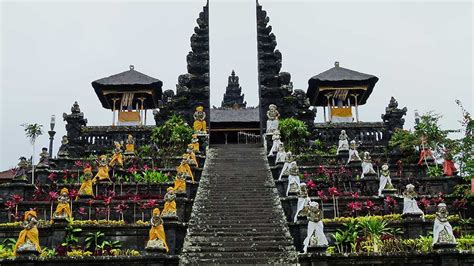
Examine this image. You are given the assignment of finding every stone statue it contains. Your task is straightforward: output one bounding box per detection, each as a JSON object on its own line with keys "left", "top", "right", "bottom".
{"left": 432, "top": 203, "right": 456, "bottom": 246}
{"left": 177, "top": 154, "right": 194, "bottom": 183}
{"left": 57, "top": 136, "right": 69, "bottom": 158}
{"left": 443, "top": 152, "right": 458, "bottom": 176}
{"left": 378, "top": 164, "right": 394, "bottom": 196}
{"left": 174, "top": 172, "right": 186, "bottom": 194}
{"left": 36, "top": 147, "right": 50, "bottom": 168}
{"left": 193, "top": 106, "right": 207, "bottom": 133}
{"left": 347, "top": 140, "right": 361, "bottom": 164}
{"left": 279, "top": 151, "right": 293, "bottom": 180}
{"left": 402, "top": 184, "right": 424, "bottom": 217}
{"left": 303, "top": 202, "right": 328, "bottom": 253}
{"left": 109, "top": 141, "right": 124, "bottom": 167}
{"left": 145, "top": 208, "right": 168, "bottom": 252}
{"left": 78, "top": 164, "right": 94, "bottom": 198}
{"left": 13, "top": 157, "right": 30, "bottom": 183}
{"left": 186, "top": 144, "right": 198, "bottom": 167}
{"left": 268, "top": 130, "right": 282, "bottom": 156}
{"left": 266, "top": 104, "right": 280, "bottom": 134}
{"left": 92, "top": 155, "right": 111, "bottom": 183}
{"left": 336, "top": 130, "right": 349, "bottom": 154}
{"left": 418, "top": 137, "right": 434, "bottom": 166}
{"left": 53, "top": 188, "right": 72, "bottom": 220}
{"left": 14, "top": 210, "right": 40, "bottom": 256}
{"left": 286, "top": 161, "right": 301, "bottom": 196}
{"left": 161, "top": 187, "right": 177, "bottom": 218}
{"left": 191, "top": 134, "right": 200, "bottom": 154}
{"left": 124, "top": 134, "right": 135, "bottom": 155}
{"left": 361, "top": 152, "right": 376, "bottom": 178}
{"left": 275, "top": 142, "right": 287, "bottom": 164}
{"left": 294, "top": 184, "right": 311, "bottom": 222}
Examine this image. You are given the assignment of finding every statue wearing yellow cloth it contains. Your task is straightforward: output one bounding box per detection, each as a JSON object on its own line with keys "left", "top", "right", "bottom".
{"left": 174, "top": 172, "right": 186, "bottom": 194}
{"left": 15, "top": 210, "right": 41, "bottom": 256}
{"left": 109, "top": 141, "right": 124, "bottom": 167}
{"left": 78, "top": 164, "right": 94, "bottom": 198}
{"left": 145, "top": 208, "right": 168, "bottom": 252}
{"left": 161, "top": 187, "right": 177, "bottom": 218}
{"left": 124, "top": 134, "right": 135, "bottom": 155}
{"left": 191, "top": 134, "right": 200, "bottom": 153}
{"left": 186, "top": 144, "right": 198, "bottom": 167}
{"left": 53, "top": 188, "right": 72, "bottom": 220}
{"left": 176, "top": 154, "right": 194, "bottom": 183}
{"left": 93, "top": 155, "right": 110, "bottom": 183}
{"left": 193, "top": 106, "right": 207, "bottom": 133}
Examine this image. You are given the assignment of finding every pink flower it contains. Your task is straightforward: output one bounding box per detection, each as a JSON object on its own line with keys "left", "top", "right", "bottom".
{"left": 68, "top": 189, "right": 78, "bottom": 199}
{"left": 130, "top": 194, "right": 141, "bottom": 204}
{"left": 86, "top": 199, "right": 94, "bottom": 206}
{"left": 348, "top": 201, "right": 363, "bottom": 212}
{"left": 5, "top": 200, "right": 15, "bottom": 210}
{"left": 317, "top": 190, "right": 327, "bottom": 201}
{"left": 419, "top": 197, "right": 430, "bottom": 208}
{"left": 328, "top": 187, "right": 340, "bottom": 197}
{"left": 48, "top": 173, "right": 57, "bottom": 182}
{"left": 114, "top": 201, "right": 128, "bottom": 214}
{"left": 365, "top": 199, "right": 375, "bottom": 209}
{"left": 74, "top": 160, "right": 83, "bottom": 167}
{"left": 143, "top": 164, "right": 150, "bottom": 171}
{"left": 103, "top": 196, "right": 113, "bottom": 206}
{"left": 306, "top": 179, "right": 316, "bottom": 189}
{"left": 351, "top": 192, "right": 359, "bottom": 199}
{"left": 78, "top": 207, "right": 87, "bottom": 215}
{"left": 145, "top": 199, "right": 157, "bottom": 209}
{"left": 11, "top": 194, "right": 23, "bottom": 204}
{"left": 48, "top": 191, "right": 58, "bottom": 201}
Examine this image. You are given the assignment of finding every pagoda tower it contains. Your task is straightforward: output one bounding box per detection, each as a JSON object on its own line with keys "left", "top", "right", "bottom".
{"left": 221, "top": 70, "right": 247, "bottom": 109}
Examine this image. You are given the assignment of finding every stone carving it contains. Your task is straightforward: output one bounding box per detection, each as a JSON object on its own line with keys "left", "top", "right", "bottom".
{"left": 36, "top": 148, "right": 50, "bottom": 168}
{"left": 93, "top": 155, "right": 111, "bottom": 183}
{"left": 177, "top": 154, "right": 194, "bottom": 183}
{"left": 378, "top": 164, "right": 395, "bottom": 196}
{"left": 418, "top": 137, "right": 434, "bottom": 166}
{"left": 193, "top": 106, "right": 207, "bottom": 133}
{"left": 279, "top": 151, "right": 293, "bottom": 180}
{"left": 268, "top": 130, "right": 282, "bottom": 156}
{"left": 361, "top": 152, "right": 376, "bottom": 179}
{"left": 187, "top": 144, "right": 198, "bottom": 167}
{"left": 161, "top": 187, "right": 178, "bottom": 218}
{"left": 12, "top": 157, "right": 30, "bottom": 183}
{"left": 191, "top": 134, "right": 200, "bottom": 154}
{"left": 266, "top": 104, "right": 280, "bottom": 134}
{"left": 14, "top": 210, "right": 40, "bottom": 256}
{"left": 109, "top": 141, "right": 124, "bottom": 168}
{"left": 57, "top": 135, "right": 70, "bottom": 158}
{"left": 221, "top": 70, "right": 247, "bottom": 109}
{"left": 432, "top": 203, "right": 456, "bottom": 246}
{"left": 286, "top": 161, "right": 301, "bottom": 196}
{"left": 294, "top": 184, "right": 310, "bottom": 222}
{"left": 336, "top": 130, "right": 349, "bottom": 154}
{"left": 174, "top": 172, "right": 187, "bottom": 194}
{"left": 275, "top": 142, "right": 287, "bottom": 164}
{"left": 78, "top": 164, "right": 94, "bottom": 198}
{"left": 53, "top": 188, "right": 72, "bottom": 220}
{"left": 63, "top": 101, "right": 88, "bottom": 157}
{"left": 381, "top": 97, "right": 407, "bottom": 138}
{"left": 402, "top": 184, "right": 424, "bottom": 217}
{"left": 303, "top": 202, "right": 328, "bottom": 253}
{"left": 146, "top": 208, "right": 168, "bottom": 252}
{"left": 124, "top": 134, "right": 135, "bottom": 155}
{"left": 347, "top": 140, "right": 361, "bottom": 164}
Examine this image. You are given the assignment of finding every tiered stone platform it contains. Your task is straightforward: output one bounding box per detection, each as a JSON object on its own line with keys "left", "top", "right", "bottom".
{"left": 181, "top": 144, "right": 298, "bottom": 264}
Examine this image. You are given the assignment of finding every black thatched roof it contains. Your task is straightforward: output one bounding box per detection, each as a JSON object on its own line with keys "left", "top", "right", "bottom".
{"left": 307, "top": 62, "right": 378, "bottom": 106}
{"left": 211, "top": 108, "right": 260, "bottom": 123}
{"left": 92, "top": 66, "right": 163, "bottom": 110}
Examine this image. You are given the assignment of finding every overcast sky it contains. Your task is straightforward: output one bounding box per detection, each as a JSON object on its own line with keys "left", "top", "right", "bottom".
{"left": 1, "top": 0, "right": 472, "bottom": 170}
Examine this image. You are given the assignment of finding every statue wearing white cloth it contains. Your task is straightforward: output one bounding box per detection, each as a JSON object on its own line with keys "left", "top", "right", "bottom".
{"left": 336, "top": 130, "right": 349, "bottom": 154}
{"left": 279, "top": 152, "right": 293, "bottom": 180}
{"left": 432, "top": 203, "right": 456, "bottom": 245}
{"left": 294, "top": 184, "right": 311, "bottom": 222}
{"left": 286, "top": 161, "right": 301, "bottom": 196}
{"left": 402, "top": 184, "right": 424, "bottom": 217}
{"left": 268, "top": 131, "right": 282, "bottom": 156}
{"left": 378, "top": 164, "right": 393, "bottom": 196}
{"left": 361, "top": 151, "right": 376, "bottom": 178}
{"left": 303, "top": 202, "right": 328, "bottom": 253}
{"left": 275, "top": 143, "right": 287, "bottom": 164}
{"left": 266, "top": 104, "right": 280, "bottom": 134}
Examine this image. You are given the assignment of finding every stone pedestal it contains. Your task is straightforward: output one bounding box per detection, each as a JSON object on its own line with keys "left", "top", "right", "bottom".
{"left": 15, "top": 249, "right": 39, "bottom": 258}
{"left": 12, "top": 178, "right": 29, "bottom": 184}
{"left": 381, "top": 188, "right": 397, "bottom": 197}
{"left": 433, "top": 242, "right": 457, "bottom": 250}
{"left": 267, "top": 155, "right": 276, "bottom": 166}
{"left": 307, "top": 245, "right": 328, "bottom": 254}
{"left": 347, "top": 160, "right": 361, "bottom": 168}
{"left": 402, "top": 214, "right": 424, "bottom": 239}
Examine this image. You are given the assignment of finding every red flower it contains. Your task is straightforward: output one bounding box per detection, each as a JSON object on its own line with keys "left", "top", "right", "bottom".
{"left": 48, "top": 192, "right": 58, "bottom": 201}
{"left": 106, "top": 190, "right": 116, "bottom": 198}
{"left": 145, "top": 199, "right": 157, "bottom": 209}
{"left": 317, "top": 190, "right": 327, "bottom": 201}
{"left": 328, "top": 187, "right": 340, "bottom": 197}
{"left": 103, "top": 196, "right": 113, "bottom": 206}
{"left": 114, "top": 201, "right": 128, "bottom": 214}
{"left": 127, "top": 166, "right": 137, "bottom": 174}
{"left": 130, "top": 194, "right": 141, "bottom": 204}
{"left": 348, "top": 201, "right": 363, "bottom": 212}
{"left": 78, "top": 207, "right": 87, "bottom": 215}
{"left": 306, "top": 179, "right": 316, "bottom": 189}
{"left": 303, "top": 172, "right": 310, "bottom": 179}
{"left": 351, "top": 192, "right": 359, "bottom": 199}
{"left": 419, "top": 197, "right": 430, "bottom": 208}
{"left": 11, "top": 194, "right": 23, "bottom": 204}
{"left": 453, "top": 199, "right": 467, "bottom": 211}
{"left": 68, "top": 189, "right": 78, "bottom": 199}
{"left": 74, "top": 160, "right": 83, "bottom": 167}
{"left": 365, "top": 199, "right": 375, "bottom": 209}
{"left": 143, "top": 164, "right": 150, "bottom": 171}
{"left": 5, "top": 200, "right": 15, "bottom": 210}
{"left": 48, "top": 173, "right": 57, "bottom": 182}
{"left": 86, "top": 199, "right": 94, "bottom": 206}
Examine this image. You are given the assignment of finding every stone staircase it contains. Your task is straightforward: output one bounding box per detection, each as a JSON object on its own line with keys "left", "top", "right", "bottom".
{"left": 180, "top": 144, "right": 298, "bottom": 264}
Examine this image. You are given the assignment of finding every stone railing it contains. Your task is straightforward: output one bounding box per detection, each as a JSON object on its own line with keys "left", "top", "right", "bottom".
{"left": 80, "top": 125, "right": 155, "bottom": 154}
{"left": 312, "top": 122, "right": 388, "bottom": 147}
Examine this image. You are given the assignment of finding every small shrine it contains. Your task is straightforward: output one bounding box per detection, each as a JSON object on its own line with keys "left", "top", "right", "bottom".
{"left": 92, "top": 65, "right": 163, "bottom": 126}
{"left": 307, "top": 62, "right": 379, "bottom": 122}
{"left": 221, "top": 70, "right": 247, "bottom": 109}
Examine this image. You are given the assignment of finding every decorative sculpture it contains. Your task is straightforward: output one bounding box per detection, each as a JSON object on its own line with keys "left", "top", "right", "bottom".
{"left": 145, "top": 208, "right": 169, "bottom": 252}
{"left": 177, "top": 154, "right": 194, "bottom": 183}
{"left": 124, "top": 134, "right": 135, "bottom": 155}
{"left": 347, "top": 140, "right": 361, "bottom": 164}
{"left": 361, "top": 152, "right": 376, "bottom": 178}
{"left": 294, "top": 183, "right": 311, "bottom": 222}
{"left": 266, "top": 104, "right": 280, "bottom": 134}
{"left": 174, "top": 172, "right": 187, "bottom": 194}
{"left": 443, "top": 152, "right": 458, "bottom": 176}
{"left": 109, "top": 141, "right": 124, "bottom": 167}
{"left": 336, "top": 130, "right": 349, "bottom": 154}
{"left": 432, "top": 203, "right": 456, "bottom": 247}
{"left": 193, "top": 106, "right": 207, "bottom": 133}
{"left": 36, "top": 147, "right": 50, "bottom": 168}
{"left": 378, "top": 164, "right": 394, "bottom": 196}
{"left": 191, "top": 134, "right": 200, "bottom": 153}
{"left": 12, "top": 157, "right": 30, "bottom": 183}
{"left": 418, "top": 137, "right": 434, "bottom": 166}
{"left": 286, "top": 161, "right": 301, "bottom": 196}
{"left": 268, "top": 130, "right": 282, "bottom": 156}
{"left": 53, "top": 188, "right": 72, "bottom": 220}
{"left": 14, "top": 210, "right": 40, "bottom": 256}
{"left": 402, "top": 184, "right": 424, "bottom": 218}
{"left": 279, "top": 151, "right": 293, "bottom": 180}
{"left": 57, "top": 135, "right": 70, "bottom": 158}
{"left": 78, "top": 164, "right": 94, "bottom": 198}
{"left": 275, "top": 142, "right": 287, "bottom": 164}
{"left": 161, "top": 187, "right": 178, "bottom": 218}
{"left": 92, "top": 155, "right": 111, "bottom": 183}
{"left": 302, "top": 202, "right": 328, "bottom": 253}
{"left": 187, "top": 144, "right": 198, "bottom": 167}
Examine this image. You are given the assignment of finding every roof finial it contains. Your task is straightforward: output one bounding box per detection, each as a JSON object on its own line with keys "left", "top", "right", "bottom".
{"left": 129, "top": 65, "right": 134, "bottom": 70}
{"left": 335, "top": 61, "right": 339, "bottom": 67}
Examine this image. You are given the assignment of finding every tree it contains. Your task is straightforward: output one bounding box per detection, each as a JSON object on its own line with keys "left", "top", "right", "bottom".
{"left": 21, "top": 123, "right": 43, "bottom": 184}
{"left": 279, "top": 118, "right": 309, "bottom": 154}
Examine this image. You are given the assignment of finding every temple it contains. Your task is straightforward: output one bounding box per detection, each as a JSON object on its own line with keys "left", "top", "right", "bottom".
{"left": 221, "top": 70, "right": 247, "bottom": 109}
